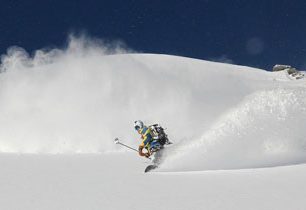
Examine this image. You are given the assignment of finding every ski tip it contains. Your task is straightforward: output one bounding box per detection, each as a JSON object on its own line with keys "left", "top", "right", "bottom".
{"left": 144, "top": 165, "right": 158, "bottom": 173}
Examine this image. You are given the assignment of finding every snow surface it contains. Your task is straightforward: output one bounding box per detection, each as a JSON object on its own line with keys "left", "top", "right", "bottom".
{"left": 0, "top": 38, "right": 306, "bottom": 209}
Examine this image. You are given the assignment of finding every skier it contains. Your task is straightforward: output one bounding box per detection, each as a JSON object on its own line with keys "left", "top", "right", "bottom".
{"left": 134, "top": 120, "right": 163, "bottom": 158}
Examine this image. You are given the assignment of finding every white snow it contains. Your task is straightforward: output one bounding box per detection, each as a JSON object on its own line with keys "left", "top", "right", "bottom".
{"left": 0, "top": 39, "right": 306, "bottom": 209}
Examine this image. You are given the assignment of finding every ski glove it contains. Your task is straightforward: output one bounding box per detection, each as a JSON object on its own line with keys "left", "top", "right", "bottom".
{"left": 138, "top": 146, "right": 150, "bottom": 158}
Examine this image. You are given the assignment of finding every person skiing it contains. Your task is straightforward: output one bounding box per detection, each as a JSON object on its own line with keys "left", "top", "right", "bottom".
{"left": 134, "top": 120, "right": 162, "bottom": 158}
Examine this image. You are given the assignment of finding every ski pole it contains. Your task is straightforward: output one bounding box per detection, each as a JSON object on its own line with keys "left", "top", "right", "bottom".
{"left": 114, "top": 138, "right": 138, "bottom": 152}
{"left": 114, "top": 138, "right": 151, "bottom": 160}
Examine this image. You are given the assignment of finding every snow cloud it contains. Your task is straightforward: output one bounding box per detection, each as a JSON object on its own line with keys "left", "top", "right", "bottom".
{"left": 0, "top": 35, "right": 136, "bottom": 154}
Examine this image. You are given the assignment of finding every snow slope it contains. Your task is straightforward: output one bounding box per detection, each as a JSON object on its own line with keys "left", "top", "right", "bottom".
{"left": 1, "top": 153, "right": 306, "bottom": 210}
{"left": 0, "top": 39, "right": 306, "bottom": 209}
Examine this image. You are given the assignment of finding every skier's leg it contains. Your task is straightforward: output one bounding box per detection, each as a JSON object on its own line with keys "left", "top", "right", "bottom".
{"left": 152, "top": 148, "right": 164, "bottom": 165}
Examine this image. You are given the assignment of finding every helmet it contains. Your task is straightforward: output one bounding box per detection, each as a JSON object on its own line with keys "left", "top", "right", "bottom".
{"left": 134, "top": 120, "right": 144, "bottom": 131}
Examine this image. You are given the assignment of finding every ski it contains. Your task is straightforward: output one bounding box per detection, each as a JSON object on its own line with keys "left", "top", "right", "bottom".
{"left": 144, "top": 164, "right": 158, "bottom": 173}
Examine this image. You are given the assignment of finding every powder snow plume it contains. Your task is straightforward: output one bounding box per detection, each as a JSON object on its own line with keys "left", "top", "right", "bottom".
{"left": 160, "top": 87, "right": 306, "bottom": 171}
{"left": 0, "top": 35, "right": 134, "bottom": 153}
{"left": 0, "top": 35, "right": 236, "bottom": 154}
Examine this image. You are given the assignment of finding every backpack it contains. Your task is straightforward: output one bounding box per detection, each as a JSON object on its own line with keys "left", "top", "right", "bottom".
{"left": 149, "top": 124, "right": 169, "bottom": 146}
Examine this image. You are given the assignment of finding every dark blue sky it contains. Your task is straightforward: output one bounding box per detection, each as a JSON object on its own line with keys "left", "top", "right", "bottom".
{"left": 1, "top": 0, "right": 306, "bottom": 70}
